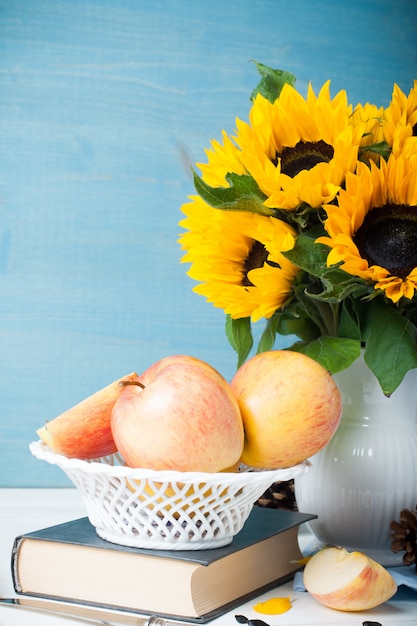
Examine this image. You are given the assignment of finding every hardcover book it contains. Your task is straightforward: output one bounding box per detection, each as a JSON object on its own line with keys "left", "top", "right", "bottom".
{"left": 12, "top": 507, "right": 315, "bottom": 622}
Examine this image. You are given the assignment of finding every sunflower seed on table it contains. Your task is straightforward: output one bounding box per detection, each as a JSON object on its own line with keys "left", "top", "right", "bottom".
{"left": 234, "top": 615, "right": 270, "bottom": 626}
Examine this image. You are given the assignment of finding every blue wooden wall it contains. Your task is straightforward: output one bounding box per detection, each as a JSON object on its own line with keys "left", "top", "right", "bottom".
{"left": 1, "top": 0, "right": 416, "bottom": 486}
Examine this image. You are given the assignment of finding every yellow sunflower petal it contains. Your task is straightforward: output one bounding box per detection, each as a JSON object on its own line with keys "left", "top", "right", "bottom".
{"left": 197, "top": 130, "right": 247, "bottom": 186}
{"left": 253, "top": 596, "right": 292, "bottom": 615}
{"left": 350, "top": 102, "right": 385, "bottom": 163}
{"left": 319, "top": 153, "right": 417, "bottom": 303}
{"left": 384, "top": 80, "right": 417, "bottom": 155}
{"left": 179, "top": 196, "right": 298, "bottom": 321}
{"left": 235, "top": 82, "right": 363, "bottom": 209}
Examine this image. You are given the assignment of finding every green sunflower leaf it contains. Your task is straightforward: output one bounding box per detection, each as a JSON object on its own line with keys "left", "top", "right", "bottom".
{"left": 257, "top": 307, "right": 321, "bottom": 351}
{"left": 224, "top": 172, "right": 266, "bottom": 198}
{"left": 307, "top": 268, "right": 369, "bottom": 303}
{"left": 225, "top": 315, "right": 253, "bottom": 369}
{"left": 359, "top": 140, "right": 391, "bottom": 162}
{"left": 250, "top": 61, "right": 296, "bottom": 103}
{"left": 256, "top": 315, "right": 280, "bottom": 354}
{"left": 283, "top": 231, "right": 329, "bottom": 275}
{"left": 192, "top": 170, "right": 274, "bottom": 217}
{"left": 338, "top": 299, "right": 362, "bottom": 340}
{"left": 288, "top": 336, "right": 362, "bottom": 374}
{"left": 284, "top": 232, "right": 368, "bottom": 303}
{"left": 362, "top": 298, "right": 417, "bottom": 396}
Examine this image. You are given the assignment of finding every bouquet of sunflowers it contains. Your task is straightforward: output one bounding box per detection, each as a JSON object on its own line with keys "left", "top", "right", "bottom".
{"left": 179, "top": 63, "right": 417, "bottom": 397}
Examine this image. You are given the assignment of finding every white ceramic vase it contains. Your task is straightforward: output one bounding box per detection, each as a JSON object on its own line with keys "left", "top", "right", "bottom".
{"left": 295, "top": 353, "right": 417, "bottom": 565}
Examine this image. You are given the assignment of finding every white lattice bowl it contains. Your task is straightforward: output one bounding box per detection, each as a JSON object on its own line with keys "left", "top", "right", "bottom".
{"left": 30, "top": 440, "right": 310, "bottom": 550}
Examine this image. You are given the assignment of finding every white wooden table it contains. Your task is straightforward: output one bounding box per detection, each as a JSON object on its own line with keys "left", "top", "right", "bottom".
{"left": 1, "top": 489, "right": 416, "bottom": 626}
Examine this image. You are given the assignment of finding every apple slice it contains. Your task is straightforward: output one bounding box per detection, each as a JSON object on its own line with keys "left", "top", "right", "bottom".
{"left": 303, "top": 546, "right": 397, "bottom": 611}
{"left": 37, "top": 372, "right": 137, "bottom": 459}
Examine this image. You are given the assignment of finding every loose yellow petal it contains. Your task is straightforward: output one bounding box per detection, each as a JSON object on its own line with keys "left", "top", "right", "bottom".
{"left": 252, "top": 596, "right": 292, "bottom": 615}
{"left": 294, "top": 555, "right": 312, "bottom": 566}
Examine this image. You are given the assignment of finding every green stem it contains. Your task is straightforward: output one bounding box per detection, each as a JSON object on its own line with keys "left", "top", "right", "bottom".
{"left": 302, "top": 297, "right": 340, "bottom": 337}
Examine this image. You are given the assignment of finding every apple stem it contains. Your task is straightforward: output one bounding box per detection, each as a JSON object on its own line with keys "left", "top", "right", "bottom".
{"left": 120, "top": 380, "right": 146, "bottom": 389}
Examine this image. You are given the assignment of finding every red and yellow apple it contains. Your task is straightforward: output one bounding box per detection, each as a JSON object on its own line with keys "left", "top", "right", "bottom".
{"left": 230, "top": 350, "right": 342, "bottom": 468}
{"left": 111, "top": 355, "right": 244, "bottom": 472}
{"left": 36, "top": 372, "right": 137, "bottom": 459}
{"left": 303, "top": 546, "right": 397, "bottom": 611}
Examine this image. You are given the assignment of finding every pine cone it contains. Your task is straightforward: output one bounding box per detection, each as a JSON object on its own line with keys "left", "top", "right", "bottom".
{"left": 255, "top": 479, "right": 298, "bottom": 511}
{"left": 390, "top": 505, "right": 417, "bottom": 571}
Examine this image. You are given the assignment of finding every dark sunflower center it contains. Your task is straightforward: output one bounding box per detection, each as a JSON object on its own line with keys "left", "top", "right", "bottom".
{"left": 241, "top": 241, "right": 280, "bottom": 287}
{"left": 354, "top": 203, "right": 417, "bottom": 279}
{"left": 273, "top": 140, "right": 334, "bottom": 177}
{"left": 242, "top": 241, "right": 267, "bottom": 287}
{"left": 413, "top": 122, "right": 417, "bottom": 137}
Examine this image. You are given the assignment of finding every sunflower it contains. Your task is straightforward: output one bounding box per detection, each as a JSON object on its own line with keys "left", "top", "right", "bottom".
{"left": 349, "top": 102, "right": 385, "bottom": 163}
{"left": 384, "top": 80, "right": 417, "bottom": 155}
{"left": 231, "top": 81, "right": 365, "bottom": 210}
{"left": 179, "top": 195, "right": 298, "bottom": 322}
{"left": 317, "top": 153, "right": 417, "bottom": 303}
{"left": 197, "top": 130, "right": 246, "bottom": 187}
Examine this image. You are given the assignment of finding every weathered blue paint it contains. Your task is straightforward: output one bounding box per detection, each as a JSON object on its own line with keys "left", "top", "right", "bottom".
{"left": 0, "top": 0, "right": 416, "bottom": 485}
